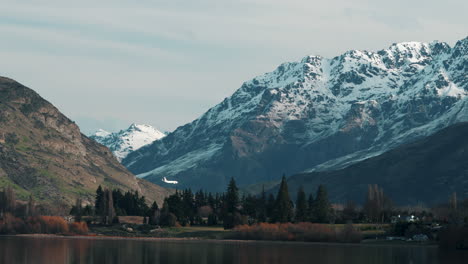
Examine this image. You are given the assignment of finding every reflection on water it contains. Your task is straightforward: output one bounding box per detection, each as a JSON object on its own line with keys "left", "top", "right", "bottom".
{"left": 0, "top": 236, "right": 467, "bottom": 264}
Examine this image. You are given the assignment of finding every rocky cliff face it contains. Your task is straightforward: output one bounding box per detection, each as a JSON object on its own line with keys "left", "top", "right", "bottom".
{"left": 90, "top": 124, "right": 165, "bottom": 161}
{"left": 0, "top": 77, "right": 172, "bottom": 211}
{"left": 124, "top": 37, "right": 467, "bottom": 191}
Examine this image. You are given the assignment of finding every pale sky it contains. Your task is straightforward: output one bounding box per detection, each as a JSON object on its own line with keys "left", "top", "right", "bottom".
{"left": 0, "top": 0, "right": 466, "bottom": 134}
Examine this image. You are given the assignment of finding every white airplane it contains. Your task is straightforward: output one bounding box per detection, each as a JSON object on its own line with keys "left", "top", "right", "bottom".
{"left": 162, "top": 177, "right": 178, "bottom": 184}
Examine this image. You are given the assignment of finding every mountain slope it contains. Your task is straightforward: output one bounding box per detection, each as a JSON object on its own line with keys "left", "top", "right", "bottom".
{"left": 284, "top": 122, "right": 468, "bottom": 205}
{"left": 0, "top": 77, "right": 172, "bottom": 211}
{"left": 90, "top": 124, "right": 165, "bottom": 161}
{"left": 124, "top": 37, "right": 467, "bottom": 191}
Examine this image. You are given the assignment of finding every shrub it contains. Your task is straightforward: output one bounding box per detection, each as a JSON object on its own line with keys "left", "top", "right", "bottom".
{"left": 337, "top": 223, "right": 362, "bottom": 243}
{"left": 27, "top": 216, "right": 69, "bottom": 234}
{"left": 69, "top": 222, "right": 89, "bottom": 235}
{"left": 224, "top": 212, "right": 245, "bottom": 229}
{"left": 231, "top": 222, "right": 362, "bottom": 243}
{"left": 0, "top": 213, "right": 26, "bottom": 234}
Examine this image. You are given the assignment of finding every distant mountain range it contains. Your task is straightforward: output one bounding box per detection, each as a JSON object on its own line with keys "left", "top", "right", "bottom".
{"left": 90, "top": 124, "right": 165, "bottom": 161}
{"left": 0, "top": 77, "right": 172, "bottom": 210}
{"left": 284, "top": 122, "right": 468, "bottom": 205}
{"left": 123, "top": 36, "right": 467, "bottom": 193}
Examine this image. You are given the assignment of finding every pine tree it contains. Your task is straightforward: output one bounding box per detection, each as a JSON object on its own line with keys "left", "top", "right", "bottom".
{"left": 314, "top": 185, "right": 331, "bottom": 223}
{"left": 167, "top": 191, "right": 183, "bottom": 220}
{"left": 74, "top": 198, "right": 83, "bottom": 222}
{"left": 273, "top": 175, "right": 293, "bottom": 223}
{"left": 225, "top": 178, "right": 239, "bottom": 214}
{"left": 257, "top": 186, "right": 267, "bottom": 223}
{"left": 307, "top": 193, "right": 314, "bottom": 221}
{"left": 266, "top": 193, "right": 276, "bottom": 222}
{"left": 295, "top": 186, "right": 307, "bottom": 222}
{"left": 149, "top": 201, "right": 160, "bottom": 225}
{"left": 181, "top": 189, "right": 195, "bottom": 225}
{"left": 160, "top": 199, "right": 176, "bottom": 227}
{"left": 95, "top": 185, "right": 104, "bottom": 215}
{"left": 342, "top": 200, "right": 358, "bottom": 223}
{"left": 223, "top": 178, "right": 240, "bottom": 229}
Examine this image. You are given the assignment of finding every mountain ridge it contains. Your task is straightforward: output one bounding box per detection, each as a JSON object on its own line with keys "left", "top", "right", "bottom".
{"left": 124, "top": 37, "right": 467, "bottom": 192}
{"left": 283, "top": 121, "right": 468, "bottom": 205}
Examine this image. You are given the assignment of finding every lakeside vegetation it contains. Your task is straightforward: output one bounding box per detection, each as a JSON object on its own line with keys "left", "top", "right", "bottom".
{"left": 1, "top": 177, "right": 467, "bottom": 248}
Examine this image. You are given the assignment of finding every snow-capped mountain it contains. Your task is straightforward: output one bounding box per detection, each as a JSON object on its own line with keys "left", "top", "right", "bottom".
{"left": 123, "top": 37, "right": 467, "bottom": 191}
{"left": 90, "top": 124, "right": 166, "bottom": 161}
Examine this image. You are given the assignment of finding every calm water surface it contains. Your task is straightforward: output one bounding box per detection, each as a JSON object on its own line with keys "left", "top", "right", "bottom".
{"left": 1, "top": 236, "right": 467, "bottom": 264}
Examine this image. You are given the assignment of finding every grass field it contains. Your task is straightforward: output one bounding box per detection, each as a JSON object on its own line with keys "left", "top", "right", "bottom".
{"left": 90, "top": 223, "right": 388, "bottom": 240}
{"left": 90, "top": 225, "right": 228, "bottom": 239}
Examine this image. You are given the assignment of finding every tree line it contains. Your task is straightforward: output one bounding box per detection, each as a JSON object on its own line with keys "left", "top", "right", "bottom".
{"left": 70, "top": 176, "right": 468, "bottom": 229}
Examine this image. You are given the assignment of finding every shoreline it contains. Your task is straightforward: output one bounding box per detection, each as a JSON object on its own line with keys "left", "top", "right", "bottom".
{"left": 3, "top": 234, "right": 438, "bottom": 248}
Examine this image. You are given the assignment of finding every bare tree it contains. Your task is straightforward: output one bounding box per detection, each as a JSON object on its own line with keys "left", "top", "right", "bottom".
{"left": 101, "top": 189, "right": 115, "bottom": 225}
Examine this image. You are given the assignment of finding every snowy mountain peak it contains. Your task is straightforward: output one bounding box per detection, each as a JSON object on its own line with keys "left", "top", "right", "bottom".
{"left": 90, "top": 124, "right": 166, "bottom": 161}
{"left": 123, "top": 37, "right": 468, "bottom": 191}
{"left": 94, "top": 128, "right": 111, "bottom": 138}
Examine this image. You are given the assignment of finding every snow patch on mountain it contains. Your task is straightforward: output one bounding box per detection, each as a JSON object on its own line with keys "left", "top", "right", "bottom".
{"left": 136, "top": 143, "right": 222, "bottom": 178}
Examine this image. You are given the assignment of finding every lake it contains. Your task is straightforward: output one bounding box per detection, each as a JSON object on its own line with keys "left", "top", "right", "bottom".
{"left": 1, "top": 236, "right": 467, "bottom": 264}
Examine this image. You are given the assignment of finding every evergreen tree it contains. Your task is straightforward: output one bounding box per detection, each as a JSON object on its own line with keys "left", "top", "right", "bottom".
{"left": 342, "top": 200, "right": 358, "bottom": 223}
{"left": 74, "top": 198, "right": 83, "bottom": 222}
{"left": 223, "top": 178, "right": 240, "bottom": 229}
{"left": 208, "top": 193, "right": 216, "bottom": 209}
{"left": 307, "top": 193, "right": 314, "bottom": 221}
{"left": 160, "top": 199, "right": 176, "bottom": 227}
{"left": 295, "top": 186, "right": 307, "bottom": 222}
{"left": 273, "top": 175, "right": 293, "bottom": 223}
{"left": 266, "top": 193, "right": 276, "bottom": 222}
{"left": 95, "top": 185, "right": 104, "bottom": 215}
{"left": 257, "top": 186, "right": 267, "bottom": 223}
{"left": 314, "top": 185, "right": 331, "bottom": 223}
{"left": 195, "top": 190, "right": 206, "bottom": 208}
{"left": 181, "top": 189, "right": 195, "bottom": 225}
{"left": 225, "top": 178, "right": 239, "bottom": 214}
{"left": 242, "top": 194, "right": 258, "bottom": 221}
{"left": 167, "top": 191, "right": 183, "bottom": 219}
{"left": 149, "top": 201, "right": 160, "bottom": 225}
{"left": 82, "top": 205, "right": 94, "bottom": 216}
